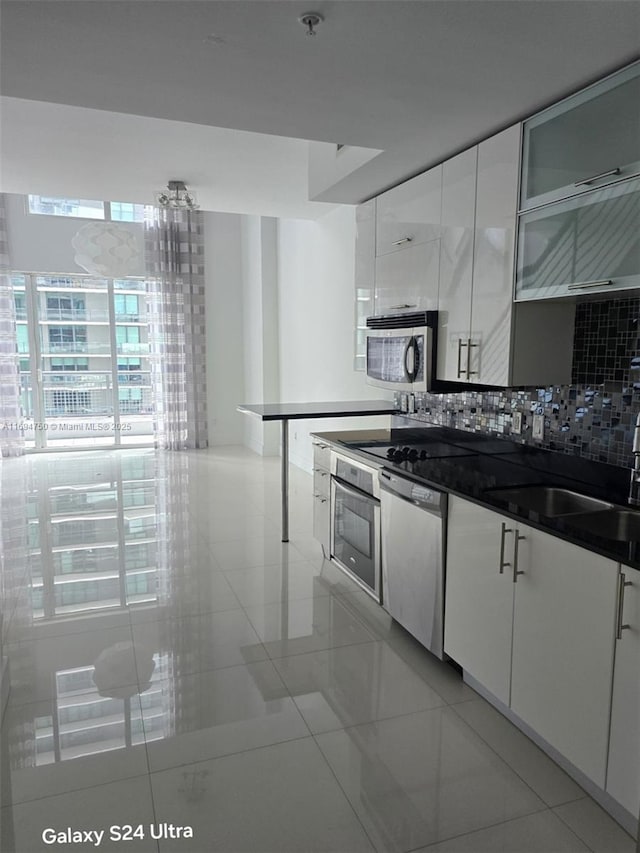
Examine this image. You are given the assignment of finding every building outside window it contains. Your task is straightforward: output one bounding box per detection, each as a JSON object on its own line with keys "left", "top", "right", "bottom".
{"left": 12, "top": 271, "right": 152, "bottom": 448}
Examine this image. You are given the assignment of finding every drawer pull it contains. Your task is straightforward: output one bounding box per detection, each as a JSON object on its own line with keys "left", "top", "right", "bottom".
{"left": 457, "top": 339, "right": 468, "bottom": 379}
{"left": 391, "top": 237, "right": 412, "bottom": 246}
{"left": 390, "top": 303, "right": 417, "bottom": 310}
{"left": 566, "top": 279, "right": 613, "bottom": 291}
{"left": 616, "top": 573, "right": 632, "bottom": 640}
{"left": 499, "top": 522, "right": 512, "bottom": 574}
{"left": 467, "top": 338, "right": 478, "bottom": 376}
{"left": 574, "top": 167, "right": 620, "bottom": 187}
{"left": 512, "top": 532, "right": 526, "bottom": 583}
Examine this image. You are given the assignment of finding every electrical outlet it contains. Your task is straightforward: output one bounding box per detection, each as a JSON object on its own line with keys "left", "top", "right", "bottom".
{"left": 532, "top": 413, "right": 544, "bottom": 441}
{"left": 512, "top": 411, "right": 522, "bottom": 434}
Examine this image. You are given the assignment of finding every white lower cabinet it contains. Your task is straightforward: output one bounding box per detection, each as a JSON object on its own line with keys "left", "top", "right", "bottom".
{"left": 444, "top": 497, "right": 516, "bottom": 705}
{"left": 445, "top": 494, "right": 621, "bottom": 791}
{"left": 311, "top": 438, "right": 331, "bottom": 556}
{"left": 606, "top": 566, "right": 640, "bottom": 819}
{"left": 509, "top": 526, "right": 618, "bottom": 788}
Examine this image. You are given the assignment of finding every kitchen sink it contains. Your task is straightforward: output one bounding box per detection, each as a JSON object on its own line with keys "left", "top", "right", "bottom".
{"left": 567, "top": 509, "right": 640, "bottom": 542}
{"left": 484, "top": 486, "right": 614, "bottom": 517}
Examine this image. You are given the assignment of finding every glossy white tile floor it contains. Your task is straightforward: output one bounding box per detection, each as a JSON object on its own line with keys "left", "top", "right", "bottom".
{"left": 0, "top": 447, "right": 636, "bottom": 853}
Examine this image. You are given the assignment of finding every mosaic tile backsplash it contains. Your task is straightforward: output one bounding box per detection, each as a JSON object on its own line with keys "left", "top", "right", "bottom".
{"left": 398, "top": 296, "right": 640, "bottom": 470}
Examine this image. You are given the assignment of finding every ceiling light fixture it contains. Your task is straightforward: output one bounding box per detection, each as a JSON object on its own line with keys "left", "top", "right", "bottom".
{"left": 298, "top": 12, "right": 323, "bottom": 36}
{"left": 155, "top": 180, "right": 199, "bottom": 211}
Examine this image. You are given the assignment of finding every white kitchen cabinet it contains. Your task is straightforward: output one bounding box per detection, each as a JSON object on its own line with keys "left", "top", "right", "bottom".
{"left": 444, "top": 496, "right": 516, "bottom": 705}
{"left": 437, "top": 125, "right": 576, "bottom": 386}
{"left": 515, "top": 176, "right": 640, "bottom": 301}
{"left": 521, "top": 61, "right": 640, "bottom": 211}
{"left": 606, "top": 565, "right": 640, "bottom": 819}
{"left": 376, "top": 166, "right": 442, "bottom": 257}
{"left": 446, "top": 494, "right": 620, "bottom": 789}
{"left": 437, "top": 147, "right": 477, "bottom": 381}
{"left": 469, "top": 125, "right": 521, "bottom": 385}
{"left": 374, "top": 239, "right": 440, "bottom": 315}
{"left": 312, "top": 438, "right": 331, "bottom": 556}
{"left": 509, "top": 526, "right": 619, "bottom": 788}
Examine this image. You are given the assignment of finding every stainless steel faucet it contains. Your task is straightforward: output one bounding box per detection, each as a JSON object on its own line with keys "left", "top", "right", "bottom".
{"left": 629, "top": 412, "right": 640, "bottom": 506}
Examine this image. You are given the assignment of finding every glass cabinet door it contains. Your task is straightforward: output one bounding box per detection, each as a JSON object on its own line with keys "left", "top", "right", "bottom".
{"left": 521, "top": 62, "right": 640, "bottom": 210}
{"left": 516, "top": 177, "right": 640, "bottom": 301}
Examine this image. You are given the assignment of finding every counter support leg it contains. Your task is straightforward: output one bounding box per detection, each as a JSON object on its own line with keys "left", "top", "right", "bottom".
{"left": 281, "top": 420, "right": 289, "bottom": 543}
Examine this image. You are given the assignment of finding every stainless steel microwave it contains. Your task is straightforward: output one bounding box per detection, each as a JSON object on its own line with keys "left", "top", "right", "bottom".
{"left": 365, "top": 311, "right": 437, "bottom": 392}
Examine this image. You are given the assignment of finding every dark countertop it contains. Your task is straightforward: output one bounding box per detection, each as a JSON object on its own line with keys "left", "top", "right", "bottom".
{"left": 237, "top": 400, "right": 396, "bottom": 420}
{"left": 314, "top": 425, "right": 640, "bottom": 571}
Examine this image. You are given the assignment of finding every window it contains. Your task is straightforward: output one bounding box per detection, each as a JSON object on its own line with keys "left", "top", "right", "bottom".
{"left": 17, "top": 324, "right": 29, "bottom": 354}
{"left": 28, "top": 196, "right": 105, "bottom": 219}
{"left": 14, "top": 292, "right": 27, "bottom": 319}
{"left": 50, "top": 358, "right": 89, "bottom": 372}
{"left": 109, "top": 202, "right": 148, "bottom": 223}
{"left": 118, "top": 357, "right": 143, "bottom": 384}
{"left": 117, "top": 357, "right": 141, "bottom": 371}
{"left": 114, "top": 293, "right": 139, "bottom": 319}
{"left": 46, "top": 295, "right": 86, "bottom": 320}
{"left": 116, "top": 325, "right": 144, "bottom": 354}
{"left": 28, "top": 196, "right": 150, "bottom": 222}
{"left": 48, "top": 326, "right": 88, "bottom": 351}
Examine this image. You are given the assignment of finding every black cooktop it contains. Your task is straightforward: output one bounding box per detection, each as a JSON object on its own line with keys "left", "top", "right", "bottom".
{"left": 362, "top": 441, "right": 476, "bottom": 465}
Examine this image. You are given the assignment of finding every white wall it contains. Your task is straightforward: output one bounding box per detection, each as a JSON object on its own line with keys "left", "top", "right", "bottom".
{"left": 277, "top": 205, "right": 392, "bottom": 472}
{"left": 240, "top": 216, "right": 279, "bottom": 455}
{"left": 203, "top": 212, "right": 246, "bottom": 446}
{"left": 4, "top": 193, "right": 144, "bottom": 274}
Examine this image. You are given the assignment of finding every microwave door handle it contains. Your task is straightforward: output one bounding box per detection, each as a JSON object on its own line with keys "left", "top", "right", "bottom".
{"left": 405, "top": 336, "right": 419, "bottom": 382}
{"left": 403, "top": 337, "right": 413, "bottom": 381}
{"left": 411, "top": 336, "right": 420, "bottom": 382}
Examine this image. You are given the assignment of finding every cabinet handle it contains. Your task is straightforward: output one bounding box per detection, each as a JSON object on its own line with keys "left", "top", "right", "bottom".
{"left": 499, "top": 522, "right": 512, "bottom": 574}
{"left": 390, "top": 303, "right": 417, "bottom": 310}
{"left": 566, "top": 279, "right": 613, "bottom": 291}
{"left": 467, "top": 339, "right": 478, "bottom": 376}
{"left": 312, "top": 442, "right": 329, "bottom": 449}
{"left": 391, "top": 237, "right": 412, "bottom": 246}
{"left": 457, "top": 339, "right": 468, "bottom": 378}
{"left": 574, "top": 167, "right": 620, "bottom": 187}
{"left": 512, "top": 532, "right": 526, "bottom": 583}
{"left": 616, "top": 573, "right": 632, "bottom": 640}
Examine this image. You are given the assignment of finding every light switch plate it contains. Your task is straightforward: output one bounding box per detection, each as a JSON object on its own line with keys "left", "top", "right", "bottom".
{"left": 512, "top": 412, "right": 522, "bottom": 434}
{"left": 532, "top": 414, "right": 544, "bottom": 440}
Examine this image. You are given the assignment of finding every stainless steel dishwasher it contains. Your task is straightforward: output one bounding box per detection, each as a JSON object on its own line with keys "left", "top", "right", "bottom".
{"left": 379, "top": 470, "right": 447, "bottom": 659}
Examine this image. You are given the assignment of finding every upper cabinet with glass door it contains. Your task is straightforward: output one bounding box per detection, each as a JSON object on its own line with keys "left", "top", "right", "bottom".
{"left": 521, "top": 61, "right": 640, "bottom": 211}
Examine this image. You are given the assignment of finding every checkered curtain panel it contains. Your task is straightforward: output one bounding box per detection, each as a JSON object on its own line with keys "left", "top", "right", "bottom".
{"left": 0, "top": 194, "right": 24, "bottom": 457}
{"left": 144, "top": 208, "right": 208, "bottom": 450}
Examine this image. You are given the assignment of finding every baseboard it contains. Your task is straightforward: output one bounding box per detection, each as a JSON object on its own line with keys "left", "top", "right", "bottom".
{"left": 463, "top": 672, "right": 639, "bottom": 842}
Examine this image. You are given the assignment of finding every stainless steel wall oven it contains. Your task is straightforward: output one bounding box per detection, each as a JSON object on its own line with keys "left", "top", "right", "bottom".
{"left": 330, "top": 451, "right": 381, "bottom": 601}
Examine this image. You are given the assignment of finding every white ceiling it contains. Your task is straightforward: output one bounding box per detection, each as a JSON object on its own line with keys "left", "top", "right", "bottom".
{"left": 0, "top": 97, "right": 336, "bottom": 219}
{"left": 1, "top": 1, "right": 639, "bottom": 216}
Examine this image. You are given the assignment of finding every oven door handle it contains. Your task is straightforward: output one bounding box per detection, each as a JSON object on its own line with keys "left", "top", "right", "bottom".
{"left": 333, "top": 477, "right": 379, "bottom": 505}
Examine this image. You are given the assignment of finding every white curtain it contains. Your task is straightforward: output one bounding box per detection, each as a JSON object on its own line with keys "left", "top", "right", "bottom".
{"left": 0, "top": 194, "right": 24, "bottom": 457}
{"left": 144, "top": 207, "right": 208, "bottom": 450}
